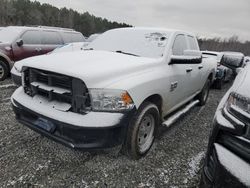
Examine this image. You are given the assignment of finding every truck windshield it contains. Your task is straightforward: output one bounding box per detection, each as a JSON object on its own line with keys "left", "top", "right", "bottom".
{"left": 88, "top": 29, "right": 169, "bottom": 58}
{"left": 0, "top": 27, "right": 23, "bottom": 43}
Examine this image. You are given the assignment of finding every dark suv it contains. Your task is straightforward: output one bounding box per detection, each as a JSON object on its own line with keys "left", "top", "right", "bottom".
{"left": 0, "top": 26, "right": 85, "bottom": 81}
{"left": 200, "top": 53, "right": 250, "bottom": 188}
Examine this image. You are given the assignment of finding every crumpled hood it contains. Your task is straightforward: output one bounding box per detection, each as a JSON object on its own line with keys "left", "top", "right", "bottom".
{"left": 21, "top": 50, "right": 159, "bottom": 88}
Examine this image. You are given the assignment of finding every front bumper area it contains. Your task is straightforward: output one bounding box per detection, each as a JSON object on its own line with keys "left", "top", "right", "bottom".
{"left": 11, "top": 72, "right": 21, "bottom": 86}
{"left": 10, "top": 66, "right": 22, "bottom": 86}
{"left": 11, "top": 88, "right": 135, "bottom": 150}
{"left": 201, "top": 143, "right": 250, "bottom": 188}
{"left": 201, "top": 109, "right": 250, "bottom": 188}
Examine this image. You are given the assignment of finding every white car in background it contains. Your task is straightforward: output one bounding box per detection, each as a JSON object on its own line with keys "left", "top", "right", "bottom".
{"left": 86, "top": 33, "right": 101, "bottom": 42}
{"left": 52, "top": 42, "right": 88, "bottom": 54}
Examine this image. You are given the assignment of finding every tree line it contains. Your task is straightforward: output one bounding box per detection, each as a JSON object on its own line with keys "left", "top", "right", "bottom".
{"left": 0, "top": 0, "right": 249, "bottom": 55}
{"left": 198, "top": 35, "right": 250, "bottom": 56}
{"left": 0, "top": 0, "right": 130, "bottom": 37}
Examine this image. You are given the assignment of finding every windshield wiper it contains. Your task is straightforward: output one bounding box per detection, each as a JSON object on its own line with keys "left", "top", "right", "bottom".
{"left": 115, "top": 50, "right": 139, "bottom": 57}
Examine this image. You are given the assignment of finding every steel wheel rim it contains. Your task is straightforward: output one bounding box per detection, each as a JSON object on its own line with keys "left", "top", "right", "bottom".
{"left": 0, "top": 64, "right": 4, "bottom": 79}
{"left": 137, "top": 114, "right": 155, "bottom": 153}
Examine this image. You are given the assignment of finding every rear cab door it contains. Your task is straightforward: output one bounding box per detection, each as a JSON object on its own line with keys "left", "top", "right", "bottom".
{"left": 185, "top": 35, "right": 204, "bottom": 94}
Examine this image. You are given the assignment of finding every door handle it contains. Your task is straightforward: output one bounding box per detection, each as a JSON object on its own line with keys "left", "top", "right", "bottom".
{"left": 186, "top": 68, "right": 193, "bottom": 73}
{"left": 35, "top": 47, "right": 42, "bottom": 52}
{"left": 198, "top": 65, "right": 203, "bottom": 69}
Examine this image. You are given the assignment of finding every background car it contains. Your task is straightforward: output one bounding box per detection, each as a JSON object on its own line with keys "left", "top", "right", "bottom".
{"left": 202, "top": 51, "right": 233, "bottom": 89}
{"left": 51, "top": 42, "right": 88, "bottom": 54}
{"left": 200, "top": 53, "right": 250, "bottom": 188}
{"left": 86, "top": 33, "right": 101, "bottom": 42}
{"left": 0, "top": 26, "right": 85, "bottom": 81}
{"left": 11, "top": 42, "right": 88, "bottom": 86}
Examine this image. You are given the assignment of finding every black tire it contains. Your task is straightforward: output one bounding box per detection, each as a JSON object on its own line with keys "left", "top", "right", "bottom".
{"left": 197, "top": 79, "right": 210, "bottom": 106}
{"left": 0, "top": 60, "right": 9, "bottom": 81}
{"left": 124, "top": 102, "right": 160, "bottom": 160}
{"left": 214, "top": 79, "right": 222, "bottom": 90}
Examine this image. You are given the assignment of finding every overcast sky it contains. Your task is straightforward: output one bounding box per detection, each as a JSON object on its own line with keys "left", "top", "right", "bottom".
{"left": 31, "top": 0, "right": 250, "bottom": 41}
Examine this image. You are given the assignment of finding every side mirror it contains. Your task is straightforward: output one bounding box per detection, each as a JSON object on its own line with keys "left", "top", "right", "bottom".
{"left": 16, "top": 39, "right": 23, "bottom": 47}
{"left": 220, "top": 53, "right": 244, "bottom": 69}
{"left": 170, "top": 50, "right": 202, "bottom": 64}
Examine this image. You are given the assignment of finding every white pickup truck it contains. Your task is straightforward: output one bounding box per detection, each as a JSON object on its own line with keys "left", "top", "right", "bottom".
{"left": 11, "top": 28, "right": 216, "bottom": 159}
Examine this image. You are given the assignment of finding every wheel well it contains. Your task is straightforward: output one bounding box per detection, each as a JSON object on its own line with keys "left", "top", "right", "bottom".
{"left": 143, "top": 94, "right": 163, "bottom": 116}
{"left": 0, "top": 56, "right": 10, "bottom": 71}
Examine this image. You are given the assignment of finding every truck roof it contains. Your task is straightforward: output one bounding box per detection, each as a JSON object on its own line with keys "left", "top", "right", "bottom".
{"left": 111, "top": 27, "right": 196, "bottom": 37}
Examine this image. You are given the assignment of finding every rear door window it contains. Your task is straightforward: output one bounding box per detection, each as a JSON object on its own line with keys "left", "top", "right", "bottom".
{"left": 172, "top": 34, "right": 188, "bottom": 56}
{"left": 22, "top": 30, "right": 41, "bottom": 45}
{"left": 42, "top": 31, "right": 63, "bottom": 45}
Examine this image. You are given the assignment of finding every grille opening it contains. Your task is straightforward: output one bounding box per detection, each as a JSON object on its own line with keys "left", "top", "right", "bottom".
{"left": 30, "top": 68, "right": 72, "bottom": 90}
{"left": 24, "top": 68, "right": 90, "bottom": 114}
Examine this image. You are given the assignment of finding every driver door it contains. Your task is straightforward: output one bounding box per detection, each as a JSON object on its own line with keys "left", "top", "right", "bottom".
{"left": 164, "top": 34, "right": 192, "bottom": 113}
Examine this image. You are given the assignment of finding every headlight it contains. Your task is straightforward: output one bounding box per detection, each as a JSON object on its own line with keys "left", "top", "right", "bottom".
{"left": 89, "top": 89, "right": 135, "bottom": 112}
{"left": 14, "top": 65, "right": 21, "bottom": 73}
{"left": 226, "top": 92, "right": 250, "bottom": 114}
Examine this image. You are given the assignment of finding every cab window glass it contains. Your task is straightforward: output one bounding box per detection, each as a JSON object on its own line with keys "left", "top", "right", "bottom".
{"left": 172, "top": 34, "right": 187, "bottom": 56}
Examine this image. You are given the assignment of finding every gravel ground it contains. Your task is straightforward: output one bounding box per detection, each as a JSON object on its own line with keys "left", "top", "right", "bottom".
{"left": 0, "top": 78, "right": 231, "bottom": 188}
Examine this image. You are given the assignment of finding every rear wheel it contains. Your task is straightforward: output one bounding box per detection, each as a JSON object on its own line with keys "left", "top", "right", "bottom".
{"left": 0, "top": 60, "right": 8, "bottom": 81}
{"left": 214, "top": 79, "right": 222, "bottom": 90}
{"left": 197, "top": 79, "right": 210, "bottom": 106}
{"left": 124, "top": 102, "right": 160, "bottom": 159}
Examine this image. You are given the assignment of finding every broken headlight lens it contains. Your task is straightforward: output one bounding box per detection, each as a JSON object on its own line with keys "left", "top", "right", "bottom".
{"left": 89, "top": 89, "right": 135, "bottom": 112}
{"left": 227, "top": 92, "right": 250, "bottom": 114}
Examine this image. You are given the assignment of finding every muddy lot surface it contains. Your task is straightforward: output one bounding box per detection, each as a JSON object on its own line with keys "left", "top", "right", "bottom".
{"left": 0, "top": 78, "right": 231, "bottom": 188}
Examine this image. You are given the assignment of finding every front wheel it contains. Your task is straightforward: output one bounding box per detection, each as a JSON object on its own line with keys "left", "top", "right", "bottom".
{"left": 124, "top": 102, "right": 160, "bottom": 160}
{"left": 0, "top": 60, "right": 8, "bottom": 81}
{"left": 197, "top": 79, "right": 210, "bottom": 106}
